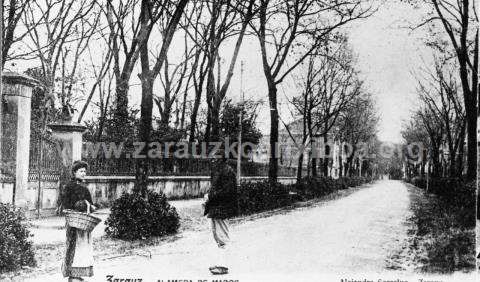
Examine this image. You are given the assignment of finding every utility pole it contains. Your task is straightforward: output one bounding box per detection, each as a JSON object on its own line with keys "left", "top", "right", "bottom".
{"left": 425, "top": 150, "right": 430, "bottom": 193}
{"left": 235, "top": 61, "right": 245, "bottom": 215}
{"left": 236, "top": 61, "right": 244, "bottom": 186}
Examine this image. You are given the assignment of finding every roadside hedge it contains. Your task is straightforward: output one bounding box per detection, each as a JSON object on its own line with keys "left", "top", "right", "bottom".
{"left": 236, "top": 176, "right": 372, "bottom": 216}
{"left": 237, "top": 180, "right": 293, "bottom": 215}
{"left": 0, "top": 204, "right": 36, "bottom": 273}
{"left": 405, "top": 177, "right": 475, "bottom": 228}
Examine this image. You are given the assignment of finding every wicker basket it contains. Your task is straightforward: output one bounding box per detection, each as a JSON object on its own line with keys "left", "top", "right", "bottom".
{"left": 64, "top": 209, "right": 101, "bottom": 232}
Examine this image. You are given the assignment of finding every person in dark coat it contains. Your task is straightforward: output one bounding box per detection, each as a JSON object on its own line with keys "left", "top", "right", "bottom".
{"left": 204, "top": 153, "right": 237, "bottom": 275}
{"left": 61, "top": 160, "right": 97, "bottom": 282}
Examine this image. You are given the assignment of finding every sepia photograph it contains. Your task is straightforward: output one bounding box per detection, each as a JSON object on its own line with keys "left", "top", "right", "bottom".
{"left": 0, "top": 0, "right": 478, "bottom": 281}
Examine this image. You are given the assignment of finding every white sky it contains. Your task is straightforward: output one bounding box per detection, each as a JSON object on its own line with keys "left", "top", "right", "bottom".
{"left": 348, "top": 2, "right": 433, "bottom": 143}
{"left": 225, "top": 1, "right": 434, "bottom": 143}
{"left": 11, "top": 1, "right": 435, "bottom": 144}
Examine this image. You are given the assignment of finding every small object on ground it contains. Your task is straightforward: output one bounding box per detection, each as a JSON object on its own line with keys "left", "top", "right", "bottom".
{"left": 209, "top": 266, "right": 228, "bottom": 275}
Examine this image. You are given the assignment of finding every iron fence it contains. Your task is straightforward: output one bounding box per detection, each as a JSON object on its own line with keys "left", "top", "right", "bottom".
{"left": 83, "top": 156, "right": 299, "bottom": 177}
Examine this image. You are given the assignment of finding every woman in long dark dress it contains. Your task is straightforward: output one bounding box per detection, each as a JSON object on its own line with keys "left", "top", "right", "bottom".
{"left": 61, "top": 160, "right": 96, "bottom": 282}
{"left": 203, "top": 155, "right": 237, "bottom": 275}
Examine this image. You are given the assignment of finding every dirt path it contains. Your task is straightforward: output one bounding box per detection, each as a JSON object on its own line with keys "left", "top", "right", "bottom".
{"left": 27, "top": 198, "right": 205, "bottom": 245}
{"left": 21, "top": 180, "right": 476, "bottom": 282}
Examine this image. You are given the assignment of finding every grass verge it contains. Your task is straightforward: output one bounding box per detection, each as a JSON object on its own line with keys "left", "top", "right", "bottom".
{"left": 388, "top": 184, "right": 475, "bottom": 273}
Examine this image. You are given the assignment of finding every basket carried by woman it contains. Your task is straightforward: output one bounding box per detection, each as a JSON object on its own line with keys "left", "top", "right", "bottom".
{"left": 64, "top": 203, "right": 101, "bottom": 232}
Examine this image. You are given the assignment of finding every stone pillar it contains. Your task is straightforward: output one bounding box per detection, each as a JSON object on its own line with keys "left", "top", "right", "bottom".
{"left": 1, "top": 72, "right": 37, "bottom": 207}
{"left": 48, "top": 121, "right": 86, "bottom": 211}
{"left": 48, "top": 121, "right": 86, "bottom": 167}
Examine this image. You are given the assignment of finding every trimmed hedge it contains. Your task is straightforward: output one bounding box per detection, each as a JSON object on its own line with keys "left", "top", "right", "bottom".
{"left": 105, "top": 190, "right": 180, "bottom": 240}
{"left": 237, "top": 181, "right": 294, "bottom": 215}
{"left": 236, "top": 176, "right": 372, "bottom": 216}
{"left": 0, "top": 204, "right": 36, "bottom": 273}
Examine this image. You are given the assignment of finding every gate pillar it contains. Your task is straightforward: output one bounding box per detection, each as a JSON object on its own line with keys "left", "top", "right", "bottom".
{"left": 48, "top": 119, "right": 86, "bottom": 211}
{"left": 1, "top": 72, "right": 37, "bottom": 207}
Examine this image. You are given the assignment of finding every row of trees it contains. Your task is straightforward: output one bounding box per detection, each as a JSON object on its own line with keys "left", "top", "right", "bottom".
{"left": 402, "top": 0, "right": 478, "bottom": 180}
{"left": 403, "top": 57, "right": 466, "bottom": 178}
{"left": 2, "top": 0, "right": 376, "bottom": 191}
{"left": 283, "top": 36, "right": 379, "bottom": 180}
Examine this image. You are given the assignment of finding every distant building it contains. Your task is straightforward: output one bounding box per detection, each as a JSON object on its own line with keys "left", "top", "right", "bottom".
{"left": 252, "top": 119, "right": 342, "bottom": 179}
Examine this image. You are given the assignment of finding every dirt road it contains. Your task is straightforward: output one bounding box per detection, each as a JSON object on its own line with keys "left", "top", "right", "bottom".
{"left": 22, "top": 180, "right": 475, "bottom": 282}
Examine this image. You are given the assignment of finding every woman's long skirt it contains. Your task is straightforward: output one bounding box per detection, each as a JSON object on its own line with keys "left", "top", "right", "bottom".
{"left": 62, "top": 226, "right": 94, "bottom": 278}
{"left": 210, "top": 218, "right": 230, "bottom": 267}
{"left": 211, "top": 218, "right": 229, "bottom": 247}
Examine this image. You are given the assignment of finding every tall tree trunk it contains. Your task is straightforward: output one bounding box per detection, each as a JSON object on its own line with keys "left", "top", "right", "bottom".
{"left": 114, "top": 77, "right": 131, "bottom": 125}
{"left": 296, "top": 150, "right": 304, "bottom": 181}
{"left": 465, "top": 96, "right": 476, "bottom": 180}
{"left": 431, "top": 145, "right": 440, "bottom": 177}
{"left": 180, "top": 89, "right": 188, "bottom": 130}
{"left": 134, "top": 0, "right": 189, "bottom": 194}
{"left": 210, "top": 99, "right": 221, "bottom": 141}
{"left": 135, "top": 17, "right": 153, "bottom": 196}
{"left": 205, "top": 103, "right": 212, "bottom": 142}
{"left": 188, "top": 89, "right": 202, "bottom": 143}
{"left": 310, "top": 142, "right": 317, "bottom": 177}
{"left": 205, "top": 62, "right": 216, "bottom": 143}
{"left": 208, "top": 0, "right": 254, "bottom": 143}
{"left": 323, "top": 134, "right": 328, "bottom": 177}
{"left": 449, "top": 153, "right": 457, "bottom": 177}
{"left": 466, "top": 29, "right": 478, "bottom": 180}
{"left": 268, "top": 83, "right": 279, "bottom": 184}
{"left": 456, "top": 124, "right": 466, "bottom": 177}
{"left": 420, "top": 158, "right": 425, "bottom": 177}
{"left": 188, "top": 59, "right": 206, "bottom": 143}
{"left": 306, "top": 106, "right": 316, "bottom": 177}
{"left": 159, "top": 98, "right": 173, "bottom": 128}
{"left": 296, "top": 115, "right": 308, "bottom": 182}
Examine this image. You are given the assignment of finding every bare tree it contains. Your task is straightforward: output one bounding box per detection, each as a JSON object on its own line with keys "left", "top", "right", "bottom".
{"left": 253, "top": 0, "right": 374, "bottom": 183}
{"left": 408, "top": 108, "right": 444, "bottom": 177}
{"left": 154, "top": 31, "right": 193, "bottom": 128}
{"left": 23, "top": 0, "right": 99, "bottom": 113}
{"left": 178, "top": 32, "right": 196, "bottom": 131}
{"left": 136, "top": 0, "right": 189, "bottom": 194}
{"left": 77, "top": 42, "right": 113, "bottom": 123}
{"left": 203, "top": 0, "right": 255, "bottom": 143}
{"left": 415, "top": 0, "right": 478, "bottom": 180}
{"left": 2, "top": 0, "right": 48, "bottom": 66}
{"left": 338, "top": 92, "right": 379, "bottom": 177}
{"left": 289, "top": 38, "right": 363, "bottom": 177}
{"left": 180, "top": 0, "right": 209, "bottom": 143}
{"left": 311, "top": 42, "right": 362, "bottom": 177}
{"left": 101, "top": 0, "right": 151, "bottom": 126}
{"left": 416, "top": 57, "right": 466, "bottom": 177}
{"left": 21, "top": 0, "right": 100, "bottom": 210}
{"left": 178, "top": 0, "right": 254, "bottom": 144}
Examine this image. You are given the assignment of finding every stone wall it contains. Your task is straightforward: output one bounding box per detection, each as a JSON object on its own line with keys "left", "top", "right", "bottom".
{"left": 0, "top": 182, "right": 14, "bottom": 204}
{"left": 25, "top": 180, "right": 60, "bottom": 210}
{"left": 10, "top": 176, "right": 296, "bottom": 213}
{"left": 85, "top": 176, "right": 296, "bottom": 206}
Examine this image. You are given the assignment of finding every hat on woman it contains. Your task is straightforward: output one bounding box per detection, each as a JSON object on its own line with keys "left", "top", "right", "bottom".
{"left": 71, "top": 160, "right": 88, "bottom": 174}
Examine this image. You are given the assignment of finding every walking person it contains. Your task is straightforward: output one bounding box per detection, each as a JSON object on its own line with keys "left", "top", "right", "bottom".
{"left": 61, "top": 160, "right": 97, "bottom": 282}
{"left": 204, "top": 151, "right": 238, "bottom": 275}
